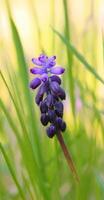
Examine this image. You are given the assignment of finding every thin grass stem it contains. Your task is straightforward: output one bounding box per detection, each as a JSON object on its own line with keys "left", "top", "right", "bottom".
{"left": 56, "top": 131, "right": 79, "bottom": 183}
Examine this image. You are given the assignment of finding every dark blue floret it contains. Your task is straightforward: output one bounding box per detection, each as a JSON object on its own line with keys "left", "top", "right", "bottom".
{"left": 55, "top": 117, "right": 63, "bottom": 128}
{"left": 30, "top": 77, "right": 41, "bottom": 89}
{"left": 35, "top": 83, "right": 46, "bottom": 105}
{"left": 40, "top": 101, "right": 48, "bottom": 113}
{"left": 40, "top": 113, "right": 49, "bottom": 126}
{"left": 58, "top": 88, "right": 66, "bottom": 100}
{"left": 50, "top": 81, "right": 60, "bottom": 94}
{"left": 46, "top": 94, "right": 54, "bottom": 107}
{"left": 55, "top": 117, "right": 66, "bottom": 131}
{"left": 50, "top": 81, "right": 66, "bottom": 100}
{"left": 60, "top": 121, "right": 66, "bottom": 132}
{"left": 46, "top": 125, "right": 56, "bottom": 138}
{"left": 30, "top": 54, "right": 66, "bottom": 138}
{"left": 48, "top": 110, "right": 56, "bottom": 123}
{"left": 50, "top": 75, "right": 61, "bottom": 85}
{"left": 55, "top": 101, "right": 63, "bottom": 117}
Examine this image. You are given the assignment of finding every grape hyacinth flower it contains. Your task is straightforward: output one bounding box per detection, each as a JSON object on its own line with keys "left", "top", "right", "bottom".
{"left": 30, "top": 54, "right": 66, "bottom": 137}
{"left": 29, "top": 54, "right": 79, "bottom": 181}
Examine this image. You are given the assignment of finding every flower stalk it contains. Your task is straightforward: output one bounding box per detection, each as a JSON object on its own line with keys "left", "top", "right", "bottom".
{"left": 29, "top": 53, "right": 79, "bottom": 181}
{"left": 57, "top": 131, "right": 79, "bottom": 182}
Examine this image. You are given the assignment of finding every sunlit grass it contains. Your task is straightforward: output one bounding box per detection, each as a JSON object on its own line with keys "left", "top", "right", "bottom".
{"left": 0, "top": 0, "right": 104, "bottom": 199}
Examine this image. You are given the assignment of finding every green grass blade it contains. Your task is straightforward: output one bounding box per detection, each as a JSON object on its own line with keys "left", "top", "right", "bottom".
{"left": 0, "top": 71, "right": 29, "bottom": 140}
{"left": 0, "top": 72, "right": 43, "bottom": 198}
{"left": 63, "top": 0, "right": 75, "bottom": 118}
{"left": 8, "top": 16, "right": 44, "bottom": 163}
{"left": 7, "top": 16, "right": 50, "bottom": 198}
{"left": 0, "top": 70, "right": 49, "bottom": 199}
{"left": 0, "top": 143, "right": 25, "bottom": 200}
{"left": 10, "top": 18, "right": 29, "bottom": 88}
{"left": 52, "top": 28, "right": 104, "bottom": 85}
{"left": 0, "top": 99, "right": 22, "bottom": 146}
{"left": 63, "top": 0, "right": 72, "bottom": 62}
{"left": 5, "top": 65, "right": 25, "bottom": 116}
{"left": 0, "top": 99, "right": 40, "bottom": 198}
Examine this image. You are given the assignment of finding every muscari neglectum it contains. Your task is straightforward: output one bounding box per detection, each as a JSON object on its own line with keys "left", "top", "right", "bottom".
{"left": 30, "top": 54, "right": 79, "bottom": 182}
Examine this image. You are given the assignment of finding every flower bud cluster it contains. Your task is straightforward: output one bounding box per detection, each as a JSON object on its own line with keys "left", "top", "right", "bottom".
{"left": 30, "top": 54, "right": 66, "bottom": 138}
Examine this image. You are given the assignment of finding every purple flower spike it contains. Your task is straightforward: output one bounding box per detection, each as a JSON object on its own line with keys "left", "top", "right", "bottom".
{"left": 50, "top": 67, "right": 65, "bottom": 75}
{"left": 29, "top": 54, "right": 80, "bottom": 182}
{"left": 30, "top": 77, "right": 41, "bottom": 89}
{"left": 29, "top": 53, "right": 66, "bottom": 138}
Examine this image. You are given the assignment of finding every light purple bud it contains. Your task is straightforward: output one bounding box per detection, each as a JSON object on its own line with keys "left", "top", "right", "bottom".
{"left": 32, "top": 58, "right": 42, "bottom": 66}
{"left": 30, "top": 77, "right": 41, "bottom": 89}
{"left": 38, "top": 54, "right": 48, "bottom": 63}
{"left": 45, "top": 56, "right": 56, "bottom": 68}
{"left": 50, "top": 67, "right": 65, "bottom": 75}
{"left": 48, "top": 56, "right": 56, "bottom": 62}
{"left": 48, "top": 61, "right": 56, "bottom": 68}
{"left": 48, "top": 56, "right": 56, "bottom": 63}
{"left": 41, "top": 73, "right": 48, "bottom": 82}
{"left": 30, "top": 67, "right": 45, "bottom": 75}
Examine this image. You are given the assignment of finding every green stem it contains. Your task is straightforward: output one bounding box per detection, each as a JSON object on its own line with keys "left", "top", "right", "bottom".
{"left": 56, "top": 132, "right": 79, "bottom": 183}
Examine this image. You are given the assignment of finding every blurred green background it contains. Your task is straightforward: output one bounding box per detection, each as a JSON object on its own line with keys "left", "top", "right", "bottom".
{"left": 0, "top": 0, "right": 104, "bottom": 199}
